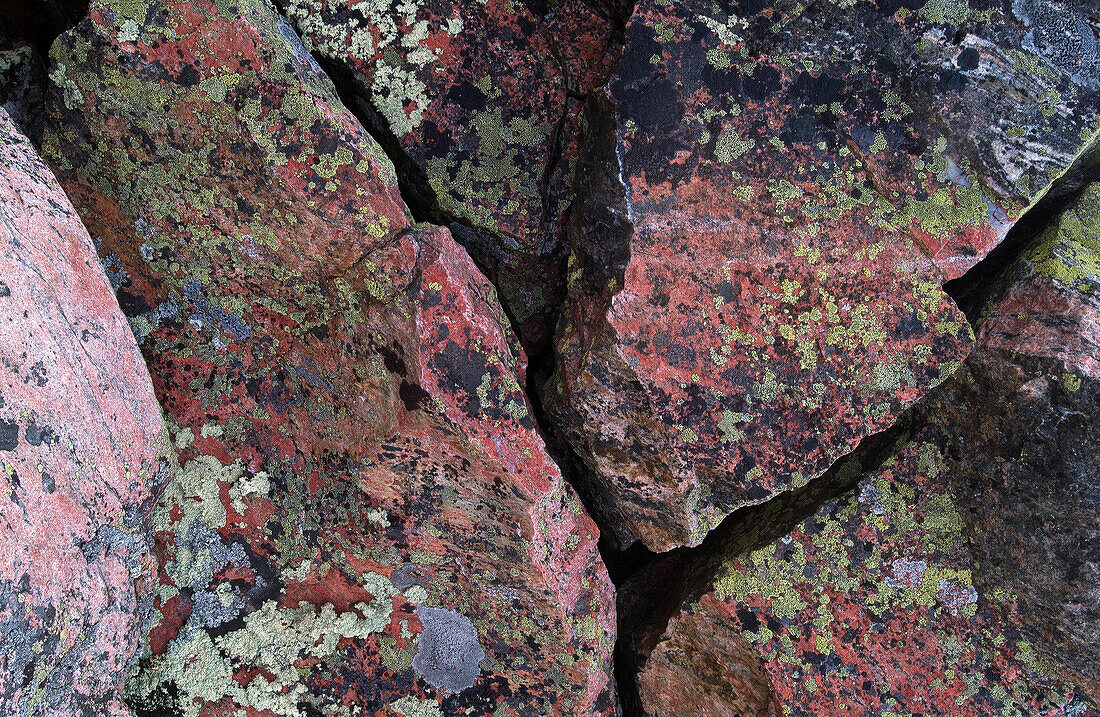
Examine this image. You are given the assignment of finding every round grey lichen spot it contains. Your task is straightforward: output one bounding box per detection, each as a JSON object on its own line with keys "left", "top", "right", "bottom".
{"left": 411, "top": 606, "right": 486, "bottom": 692}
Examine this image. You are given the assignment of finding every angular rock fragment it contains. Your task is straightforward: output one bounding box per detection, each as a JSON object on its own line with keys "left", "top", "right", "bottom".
{"left": 545, "top": 0, "right": 1100, "bottom": 550}
{"left": 276, "top": 0, "right": 623, "bottom": 351}
{"left": 0, "top": 108, "right": 173, "bottom": 716}
{"left": 977, "top": 181, "right": 1100, "bottom": 378}
{"left": 627, "top": 182, "right": 1100, "bottom": 714}
{"left": 633, "top": 427, "right": 1096, "bottom": 715}
{"left": 41, "top": 1, "right": 616, "bottom": 714}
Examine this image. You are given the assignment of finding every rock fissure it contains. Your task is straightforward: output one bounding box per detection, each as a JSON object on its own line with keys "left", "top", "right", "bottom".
{"left": 946, "top": 137, "right": 1100, "bottom": 322}
{"left": 3, "top": 0, "right": 1100, "bottom": 713}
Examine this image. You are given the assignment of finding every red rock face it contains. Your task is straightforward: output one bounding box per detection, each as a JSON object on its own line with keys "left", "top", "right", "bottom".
{"left": 541, "top": 0, "right": 1100, "bottom": 551}
{"left": 40, "top": 1, "right": 615, "bottom": 714}
{"left": 276, "top": 0, "right": 622, "bottom": 352}
{"left": 0, "top": 108, "right": 173, "bottom": 716}
{"left": 628, "top": 181, "right": 1100, "bottom": 714}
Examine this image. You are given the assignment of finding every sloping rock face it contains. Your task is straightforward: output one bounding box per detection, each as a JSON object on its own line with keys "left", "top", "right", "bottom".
{"left": 628, "top": 181, "right": 1100, "bottom": 714}
{"left": 40, "top": 1, "right": 616, "bottom": 715}
{"left": 635, "top": 427, "right": 1096, "bottom": 716}
{"left": 977, "top": 181, "right": 1100, "bottom": 377}
{"left": 275, "top": 0, "right": 623, "bottom": 352}
{"left": 0, "top": 108, "right": 173, "bottom": 716}
{"left": 542, "top": 0, "right": 1100, "bottom": 551}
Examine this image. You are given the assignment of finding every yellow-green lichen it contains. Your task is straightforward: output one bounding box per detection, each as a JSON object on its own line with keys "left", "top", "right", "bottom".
{"left": 1023, "top": 183, "right": 1100, "bottom": 297}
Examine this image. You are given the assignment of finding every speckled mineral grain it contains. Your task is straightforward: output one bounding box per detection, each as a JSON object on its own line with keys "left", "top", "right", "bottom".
{"left": 40, "top": 0, "right": 616, "bottom": 714}
{"left": 0, "top": 108, "right": 173, "bottom": 716}
{"left": 629, "top": 180, "right": 1100, "bottom": 715}
{"left": 543, "top": 0, "right": 1100, "bottom": 551}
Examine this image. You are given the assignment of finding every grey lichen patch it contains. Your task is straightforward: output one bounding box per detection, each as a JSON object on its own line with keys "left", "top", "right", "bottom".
{"left": 1013, "top": 0, "right": 1100, "bottom": 90}
{"left": 411, "top": 606, "right": 486, "bottom": 692}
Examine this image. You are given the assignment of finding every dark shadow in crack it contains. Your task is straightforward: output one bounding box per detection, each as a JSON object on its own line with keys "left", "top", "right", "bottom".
{"left": 945, "top": 143, "right": 1100, "bottom": 322}
{"left": 613, "top": 413, "right": 916, "bottom": 715}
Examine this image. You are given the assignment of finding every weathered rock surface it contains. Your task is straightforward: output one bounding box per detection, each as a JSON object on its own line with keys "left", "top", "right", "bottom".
{"left": 0, "top": 108, "right": 173, "bottom": 716}
{"left": 41, "top": 1, "right": 616, "bottom": 714}
{"left": 925, "top": 182, "right": 1100, "bottom": 701}
{"left": 633, "top": 425, "right": 1096, "bottom": 716}
{"left": 276, "top": 0, "right": 623, "bottom": 352}
{"left": 543, "top": 0, "right": 1100, "bottom": 551}
{"left": 627, "top": 181, "right": 1100, "bottom": 714}
{"left": 977, "top": 181, "right": 1100, "bottom": 378}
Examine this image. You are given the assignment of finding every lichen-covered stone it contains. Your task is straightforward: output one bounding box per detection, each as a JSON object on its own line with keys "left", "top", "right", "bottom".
{"left": 628, "top": 180, "right": 1100, "bottom": 714}
{"left": 634, "top": 426, "right": 1096, "bottom": 716}
{"left": 0, "top": 36, "right": 45, "bottom": 144}
{"left": 977, "top": 181, "right": 1100, "bottom": 378}
{"left": 40, "top": 1, "right": 616, "bottom": 714}
{"left": 276, "top": 0, "right": 622, "bottom": 351}
{"left": 0, "top": 108, "right": 173, "bottom": 717}
{"left": 543, "top": 0, "right": 1100, "bottom": 551}
{"left": 922, "top": 181, "right": 1100, "bottom": 701}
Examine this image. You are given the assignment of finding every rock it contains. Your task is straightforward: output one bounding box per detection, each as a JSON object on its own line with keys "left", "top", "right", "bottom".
{"left": 0, "top": 108, "right": 173, "bottom": 716}
{"left": 976, "top": 181, "right": 1100, "bottom": 378}
{"left": 275, "top": 0, "right": 623, "bottom": 352}
{"left": 626, "top": 181, "right": 1100, "bottom": 713}
{"left": 921, "top": 181, "right": 1100, "bottom": 701}
{"left": 542, "top": 0, "right": 1100, "bottom": 551}
{"left": 633, "top": 426, "right": 1096, "bottom": 715}
{"left": 634, "top": 594, "right": 778, "bottom": 717}
{"left": 41, "top": 1, "right": 616, "bottom": 715}
{"left": 0, "top": 36, "right": 46, "bottom": 144}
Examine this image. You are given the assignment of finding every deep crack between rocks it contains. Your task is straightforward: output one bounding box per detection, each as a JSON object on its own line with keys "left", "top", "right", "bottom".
{"left": 945, "top": 140, "right": 1100, "bottom": 320}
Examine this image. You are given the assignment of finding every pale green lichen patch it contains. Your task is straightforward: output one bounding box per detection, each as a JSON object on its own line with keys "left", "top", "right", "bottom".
{"left": 424, "top": 106, "right": 554, "bottom": 237}
{"left": 126, "top": 420, "right": 428, "bottom": 715}
{"left": 126, "top": 599, "right": 394, "bottom": 717}
{"left": 715, "top": 129, "right": 755, "bottom": 163}
{"left": 917, "top": 0, "right": 972, "bottom": 25}
{"left": 391, "top": 694, "right": 444, "bottom": 717}
{"left": 283, "top": 0, "right": 464, "bottom": 137}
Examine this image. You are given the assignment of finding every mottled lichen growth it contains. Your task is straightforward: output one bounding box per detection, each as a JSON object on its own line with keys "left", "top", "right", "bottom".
{"left": 39, "top": 1, "right": 616, "bottom": 714}
{"left": 1019, "top": 183, "right": 1100, "bottom": 297}
{"left": 686, "top": 431, "right": 1094, "bottom": 715}
{"left": 541, "top": 0, "right": 1100, "bottom": 551}
{"left": 917, "top": 349, "right": 1100, "bottom": 704}
{"left": 632, "top": 174, "right": 1100, "bottom": 711}
{"left": 1013, "top": 0, "right": 1100, "bottom": 91}
{"left": 278, "top": 0, "right": 622, "bottom": 350}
